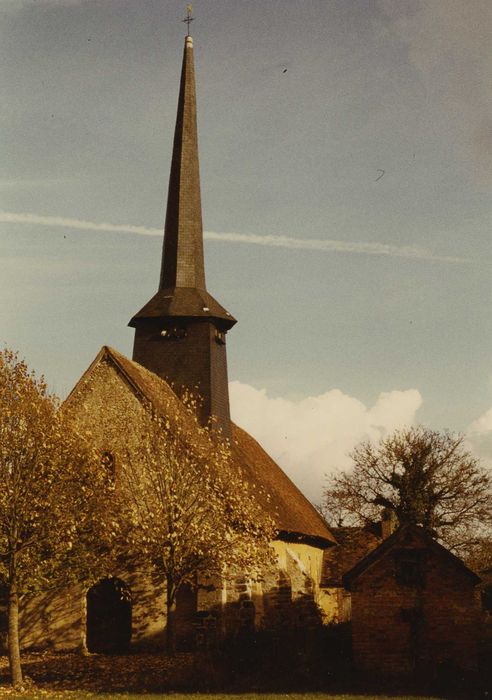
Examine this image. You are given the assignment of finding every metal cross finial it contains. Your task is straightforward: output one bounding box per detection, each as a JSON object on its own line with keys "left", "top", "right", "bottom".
{"left": 182, "top": 4, "right": 194, "bottom": 35}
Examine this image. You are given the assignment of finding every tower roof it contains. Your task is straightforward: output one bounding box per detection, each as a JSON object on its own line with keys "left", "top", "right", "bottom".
{"left": 130, "top": 34, "right": 235, "bottom": 329}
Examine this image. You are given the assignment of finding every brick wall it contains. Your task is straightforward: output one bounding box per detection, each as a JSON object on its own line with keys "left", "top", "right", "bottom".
{"left": 350, "top": 540, "right": 481, "bottom": 677}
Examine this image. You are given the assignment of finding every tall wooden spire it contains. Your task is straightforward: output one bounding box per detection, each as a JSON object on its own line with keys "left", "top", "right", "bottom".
{"left": 160, "top": 34, "right": 205, "bottom": 291}
{"left": 129, "top": 33, "right": 236, "bottom": 436}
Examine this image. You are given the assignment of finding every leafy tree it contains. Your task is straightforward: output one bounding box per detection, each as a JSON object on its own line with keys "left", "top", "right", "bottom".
{"left": 322, "top": 426, "right": 492, "bottom": 557}
{"left": 0, "top": 349, "right": 113, "bottom": 688}
{"left": 111, "top": 404, "right": 277, "bottom": 654}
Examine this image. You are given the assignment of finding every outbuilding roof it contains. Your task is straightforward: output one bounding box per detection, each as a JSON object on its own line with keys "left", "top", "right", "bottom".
{"left": 343, "top": 524, "right": 481, "bottom": 589}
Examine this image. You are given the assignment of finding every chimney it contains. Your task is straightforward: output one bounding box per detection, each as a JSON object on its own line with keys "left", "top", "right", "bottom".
{"left": 381, "top": 508, "right": 398, "bottom": 539}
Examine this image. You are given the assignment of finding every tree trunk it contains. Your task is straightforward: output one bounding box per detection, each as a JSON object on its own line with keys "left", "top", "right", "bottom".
{"left": 165, "top": 578, "right": 176, "bottom": 656}
{"left": 7, "top": 578, "right": 23, "bottom": 689}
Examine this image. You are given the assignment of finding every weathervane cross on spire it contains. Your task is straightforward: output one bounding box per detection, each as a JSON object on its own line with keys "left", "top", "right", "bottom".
{"left": 182, "top": 4, "right": 194, "bottom": 35}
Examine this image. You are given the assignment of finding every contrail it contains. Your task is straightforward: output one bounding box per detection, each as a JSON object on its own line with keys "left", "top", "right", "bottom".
{"left": 204, "top": 231, "right": 468, "bottom": 263}
{"left": 0, "top": 210, "right": 471, "bottom": 264}
{"left": 0, "top": 211, "right": 161, "bottom": 237}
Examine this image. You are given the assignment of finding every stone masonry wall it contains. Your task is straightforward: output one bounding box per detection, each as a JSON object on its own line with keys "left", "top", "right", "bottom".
{"left": 17, "top": 360, "right": 171, "bottom": 652}
{"left": 19, "top": 565, "right": 167, "bottom": 653}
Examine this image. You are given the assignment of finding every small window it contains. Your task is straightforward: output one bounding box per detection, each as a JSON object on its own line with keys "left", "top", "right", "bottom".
{"left": 215, "top": 330, "right": 226, "bottom": 345}
{"left": 160, "top": 326, "right": 187, "bottom": 340}
{"left": 400, "top": 606, "right": 422, "bottom": 624}
{"left": 394, "top": 550, "right": 425, "bottom": 588}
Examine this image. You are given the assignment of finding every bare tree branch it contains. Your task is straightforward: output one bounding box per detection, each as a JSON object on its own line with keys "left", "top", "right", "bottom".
{"left": 322, "top": 426, "right": 492, "bottom": 564}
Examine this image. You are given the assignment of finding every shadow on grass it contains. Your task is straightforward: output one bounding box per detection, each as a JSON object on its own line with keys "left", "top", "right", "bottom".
{"left": 0, "top": 625, "right": 490, "bottom": 698}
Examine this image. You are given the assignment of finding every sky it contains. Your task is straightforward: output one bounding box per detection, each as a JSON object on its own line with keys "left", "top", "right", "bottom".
{"left": 2, "top": 0, "right": 491, "bottom": 503}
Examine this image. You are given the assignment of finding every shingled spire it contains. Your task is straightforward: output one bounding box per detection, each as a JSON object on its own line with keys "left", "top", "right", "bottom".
{"left": 161, "top": 33, "right": 205, "bottom": 291}
{"left": 129, "top": 33, "right": 236, "bottom": 436}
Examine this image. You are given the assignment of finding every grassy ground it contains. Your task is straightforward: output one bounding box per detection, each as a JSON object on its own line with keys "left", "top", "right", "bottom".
{"left": 0, "top": 694, "right": 444, "bottom": 700}
{"left": 0, "top": 652, "right": 479, "bottom": 699}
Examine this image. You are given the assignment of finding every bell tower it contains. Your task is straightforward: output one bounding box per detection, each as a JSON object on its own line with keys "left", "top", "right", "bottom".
{"left": 129, "top": 32, "right": 236, "bottom": 436}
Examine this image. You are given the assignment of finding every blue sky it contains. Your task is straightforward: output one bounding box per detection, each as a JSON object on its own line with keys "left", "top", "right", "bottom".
{"left": 2, "top": 0, "right": 491, "bottom": 501}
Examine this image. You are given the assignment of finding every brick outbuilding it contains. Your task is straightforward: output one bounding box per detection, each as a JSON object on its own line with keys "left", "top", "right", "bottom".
{"left": 343, "top": 524, "right": 481, "bottom": 678}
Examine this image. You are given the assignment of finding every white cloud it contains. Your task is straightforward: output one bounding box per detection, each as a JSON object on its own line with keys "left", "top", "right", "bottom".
{"left": 229, "top": 381, "right": 422, "bottom": 504}
{"left": 468, "top": 408, "right": 492, "bottom": 436}
{"left": 467, "top": 408, "right": 492, "bottom": 467}
{"left": 0, "top": 210, "right": 472, "bottom": 263}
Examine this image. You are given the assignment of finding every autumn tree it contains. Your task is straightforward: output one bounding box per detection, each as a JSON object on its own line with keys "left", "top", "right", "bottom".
{"left": 112, "top": 404, "right": 276, "bottom": 654}
{"left": 0, "top": 350, "right": 114, "bottom": 688}
{"left": 322, "top": 426, "right": 492, "bottom": 558}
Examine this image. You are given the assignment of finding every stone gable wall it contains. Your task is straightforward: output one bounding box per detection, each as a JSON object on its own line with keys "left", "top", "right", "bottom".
{"left": 65, "top": 357, "right": 149, "bottom": 453}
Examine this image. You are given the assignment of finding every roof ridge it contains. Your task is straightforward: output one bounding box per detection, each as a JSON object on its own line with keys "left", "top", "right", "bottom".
{"left": 343, "top": 524, "right": 481, "bottom": 588}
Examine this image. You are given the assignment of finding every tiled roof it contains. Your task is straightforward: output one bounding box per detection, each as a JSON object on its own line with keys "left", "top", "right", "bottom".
{"left": 129, "top": 287, "right": 236, "bottom": 329}
{"left": 231, "top": 425, "right": 336, "bottom": 545}
{"left": 66, "top": 347, "right": 335, "bottom": 546}
{"left": 343, "top": 524, "right": 481, "bottom": 589}
{"left": 321, "top": 524, "right": 382, "bottom": 587}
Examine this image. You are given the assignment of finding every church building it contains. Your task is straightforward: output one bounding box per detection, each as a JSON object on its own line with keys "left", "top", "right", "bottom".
{"left": 4, "top": 26, "right": 484, "bottom": 670}
{"left": 18, "top": 31, "right": 336, "bottom": 653}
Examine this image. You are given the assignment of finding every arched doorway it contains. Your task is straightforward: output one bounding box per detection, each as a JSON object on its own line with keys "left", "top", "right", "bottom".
{"left": 86, "top": 577, "right": 132, "bottom": 653}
